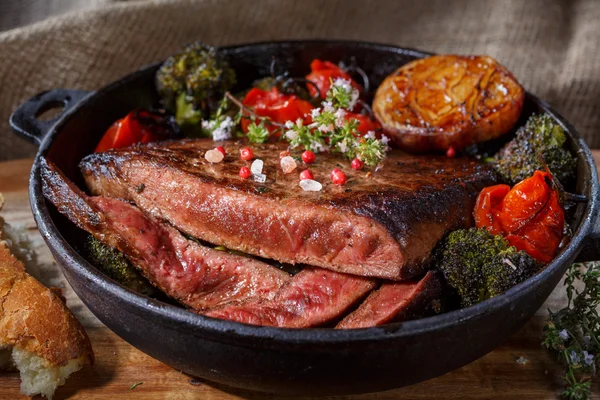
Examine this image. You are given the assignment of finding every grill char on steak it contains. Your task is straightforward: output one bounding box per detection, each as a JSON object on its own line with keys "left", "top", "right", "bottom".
{"left": 336, "top": 270, "right": 443, "bottom": 329}
{"left": 206, "top": 267, "right": 377, "bottom": 328}
{"left": 40, "top": 158, "right": 290, "bottom": 310}
{"left": 80, "top": 139, "right": 496, "bottom": 280}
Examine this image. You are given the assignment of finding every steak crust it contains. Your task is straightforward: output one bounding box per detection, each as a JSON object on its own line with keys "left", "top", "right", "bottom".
{"left": 80, "top": 139, "right": 496, "bottom": 280}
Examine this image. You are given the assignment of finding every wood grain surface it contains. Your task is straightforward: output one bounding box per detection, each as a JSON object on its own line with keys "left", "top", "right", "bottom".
{"left": 0, "top": 156, "right": 599, "bottom": 400}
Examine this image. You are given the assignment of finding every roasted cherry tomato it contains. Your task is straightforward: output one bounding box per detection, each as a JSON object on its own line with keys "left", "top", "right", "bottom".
{"left": 474, "top": 171, "right": 565, "bottom": 263}
{"left": 305, "top": 60, "right": 362, "bottom": 99}
{"left": 95, "top": 110, "right": 178, "bottom": 152}
{"left": 474, "top": 184, "right": 510, "bottom": 235}
{"left": 241, "top": 88, "right": 314, "bottom": 136}
{"left": 345, "top": 112, "right": 382, "bottom": 135}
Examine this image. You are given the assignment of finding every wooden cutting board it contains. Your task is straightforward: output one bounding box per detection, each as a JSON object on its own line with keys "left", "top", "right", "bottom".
{"left": 1, "top": 156, "right": 599, "bottom": 400}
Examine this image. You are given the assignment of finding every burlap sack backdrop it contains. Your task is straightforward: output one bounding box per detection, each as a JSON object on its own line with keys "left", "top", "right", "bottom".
{"left": 1, "top": 0, "right": 599, "bottom": 160}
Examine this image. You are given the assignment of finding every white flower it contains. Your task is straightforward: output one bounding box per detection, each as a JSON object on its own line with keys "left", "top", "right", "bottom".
{"left": 318, "top": 124, "right": 333, "bottom": 133}
{"left": 285, "top": 130, "right": 298, "bottom": 141}
{"left": 202, "top": 119, "right": 216, "bottom": 130}
{"left": 333, "top": 77, "right": 352, "bottom": 91}
{"left": 338, "top": 141, "right": 349, "bottom": 153}
{"left": 211, "top": 116, "right": 233, "bottom": 141}
{"left": 322, "top": 101, "right": 334, "bottom": 113}
{"left": 583, "top": 351, "right": 595, "bottom": 366}
{"left": 220, "top": 116, "right": 234, "bottom": 129}
{"left": 310, "top": 141, "right": 327, "bottom": 153}
{"left": 365, "top": 131, "right": 377, "bottom": 140}
{"left": 381, "top": 134, "right": 390, "bottom": 146}
{"left": 285, "top": 120, "right": 295, "bottom": 129}
{"left": 334, "top": 108, "right": 346, "bottom": 127}
{"left": 559, "top": 329, "right": 569, "bottom": 341}
{"left": 310, "top": 108, "right": 322, "bottom": 119}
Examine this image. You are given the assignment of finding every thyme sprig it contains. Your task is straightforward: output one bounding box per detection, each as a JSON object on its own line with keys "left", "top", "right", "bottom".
{"left": 204, "top": 80, "right": 389, "bottom": 166}
{"left": 542, "top": 262, "right": 600, "bottom": 400}
{"left": 284, "top": 79, "right": 389, "bottom": 166}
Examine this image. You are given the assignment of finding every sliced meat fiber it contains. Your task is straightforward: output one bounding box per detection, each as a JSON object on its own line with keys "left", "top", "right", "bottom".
{"left": 206, "top": 267, "right": 377, "bottom": 328}
{"left": 40, "top": 158, "right": 290, "bottom": 311}
{"left": 336, "top": 270, "right": 443, "bottom": 329}
{"left": 79, "top": 138, "right": 497, "bottom": 280}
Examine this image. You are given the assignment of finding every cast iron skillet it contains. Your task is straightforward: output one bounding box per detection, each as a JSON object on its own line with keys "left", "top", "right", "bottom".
{"left": 9, "top": 40, "right": 600, "bottom": 396}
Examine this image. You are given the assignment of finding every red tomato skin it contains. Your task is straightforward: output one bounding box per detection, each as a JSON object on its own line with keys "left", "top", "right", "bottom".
{"left": 215, "top": 146, "right": 226, "bottom": 156}
{"left": 305, "top": 60, "right": 362, "bottom": 99}
{"left": 94, "top": 111, "right": 164, "bottom": 152}
{"left": 473, "top": 170, "right": 565, "bottom": 263}
{"left": 499, "top": 171, "right": 552, "bottom": 233}
{"left": 474, "top": 184, "right": 511, "bottom": 235}
{"left": 241, "top": 88, "right": 313, "bottom": 136}
{"left": 345, "top": 112, "right": 382, "bottom": 135}
{"left": 511, "top": 189, "right": 564, "bottom": 263}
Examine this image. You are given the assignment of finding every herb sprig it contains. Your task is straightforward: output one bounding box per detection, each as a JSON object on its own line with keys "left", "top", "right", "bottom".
{"left": 201, "top": 77, "right": 389, "bottom": 167}
{"left": 542, "top": 262, "right": 600, "bottom": 400}
{"left": 284, "top": 79, "right": 389, "bottom": 166}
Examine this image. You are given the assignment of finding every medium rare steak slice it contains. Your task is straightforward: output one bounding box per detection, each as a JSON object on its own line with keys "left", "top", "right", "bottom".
{"left": 206, "top": 267, "right": 377, "bottom": 328}
{"left": 40, "top": 158, "right": 290, "bottom": 310}
{"left": 80, "top": 139, "right": 496, "bottom": 280}
{"left": 336, "top": 270, "right": 443, "bottom": 329}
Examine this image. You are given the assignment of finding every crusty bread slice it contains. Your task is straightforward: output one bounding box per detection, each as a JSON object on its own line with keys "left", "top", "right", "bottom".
{"left": 0, "top": 195, "right": 93, "bottom": 399}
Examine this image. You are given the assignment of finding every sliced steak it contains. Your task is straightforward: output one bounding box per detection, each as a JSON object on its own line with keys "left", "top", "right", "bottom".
{"left": 80, "top": 139, "right": 496, "bottom": 280}
{"left": 40, "top": 158, "right": 290, "bottom": 311}
{"left": 336, "top": 270, "right": 443, "bottom": 329}
{"left": 206, "top": 267, "right": 376, "bottom": 328}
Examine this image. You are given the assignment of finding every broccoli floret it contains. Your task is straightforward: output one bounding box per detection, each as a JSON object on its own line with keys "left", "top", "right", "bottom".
{"left": 493, "top": 114, "right": 576, "bottom": 187}
{"left": 85, "top": 237, "right": 156, "bottom": 296}
{"left": 156, "top": 42, "right": 236, "bottom": 134}
{"left": 435, "top": 228, "right": 541, "bottom": 307}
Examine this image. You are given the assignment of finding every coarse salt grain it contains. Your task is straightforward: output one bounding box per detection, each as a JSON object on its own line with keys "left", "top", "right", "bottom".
{"left": 253, "top": 173, "right": 267, "bottom": 183}
{"left": 251, "top": 159, "right": 264, "bottom": 175}
{"left": 280, "top": 156, "right": 297, "bottom": 174}
{"left": 205, "top": 149, "right": 224, "bottom": 163}
{"left": 300, "top": 179, "right": 322, "bottom": 192}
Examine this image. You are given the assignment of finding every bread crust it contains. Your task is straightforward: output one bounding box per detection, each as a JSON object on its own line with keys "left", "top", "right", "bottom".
{"left": 0, "top": 238, "right": 93, "bottom": 368}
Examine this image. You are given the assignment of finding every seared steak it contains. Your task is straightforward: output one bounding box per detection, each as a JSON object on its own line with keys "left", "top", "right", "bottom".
{"left": 336, "top": 270, "right": 443, "bottom": 329}
{"left": 80, "top": 139, "right": 496, "bottom": 280}
{"left": 40, "top": 158, "right": 290, "bottom": 310}
{"left": 206, "top": 267, "right": 376, "bottom": 328}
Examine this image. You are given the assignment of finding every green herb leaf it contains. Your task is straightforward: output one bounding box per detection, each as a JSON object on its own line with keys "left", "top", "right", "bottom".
{"left": 246, "top": 121, "right": 270, "bottom": 144}
{"left": 542, "top": 262, "right": 600, "bottom": 400}
{"left": 130, "top": 382, "right": 143, "bottom": 390}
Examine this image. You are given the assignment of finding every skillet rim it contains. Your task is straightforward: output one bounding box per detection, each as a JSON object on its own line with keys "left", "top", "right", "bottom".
{"left": 28, "top": 39, "right": 599, "bottom": 346}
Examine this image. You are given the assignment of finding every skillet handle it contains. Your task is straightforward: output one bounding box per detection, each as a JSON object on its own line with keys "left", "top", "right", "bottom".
{"left": 10, "top": 89, "right": 90, "bottom": 147}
